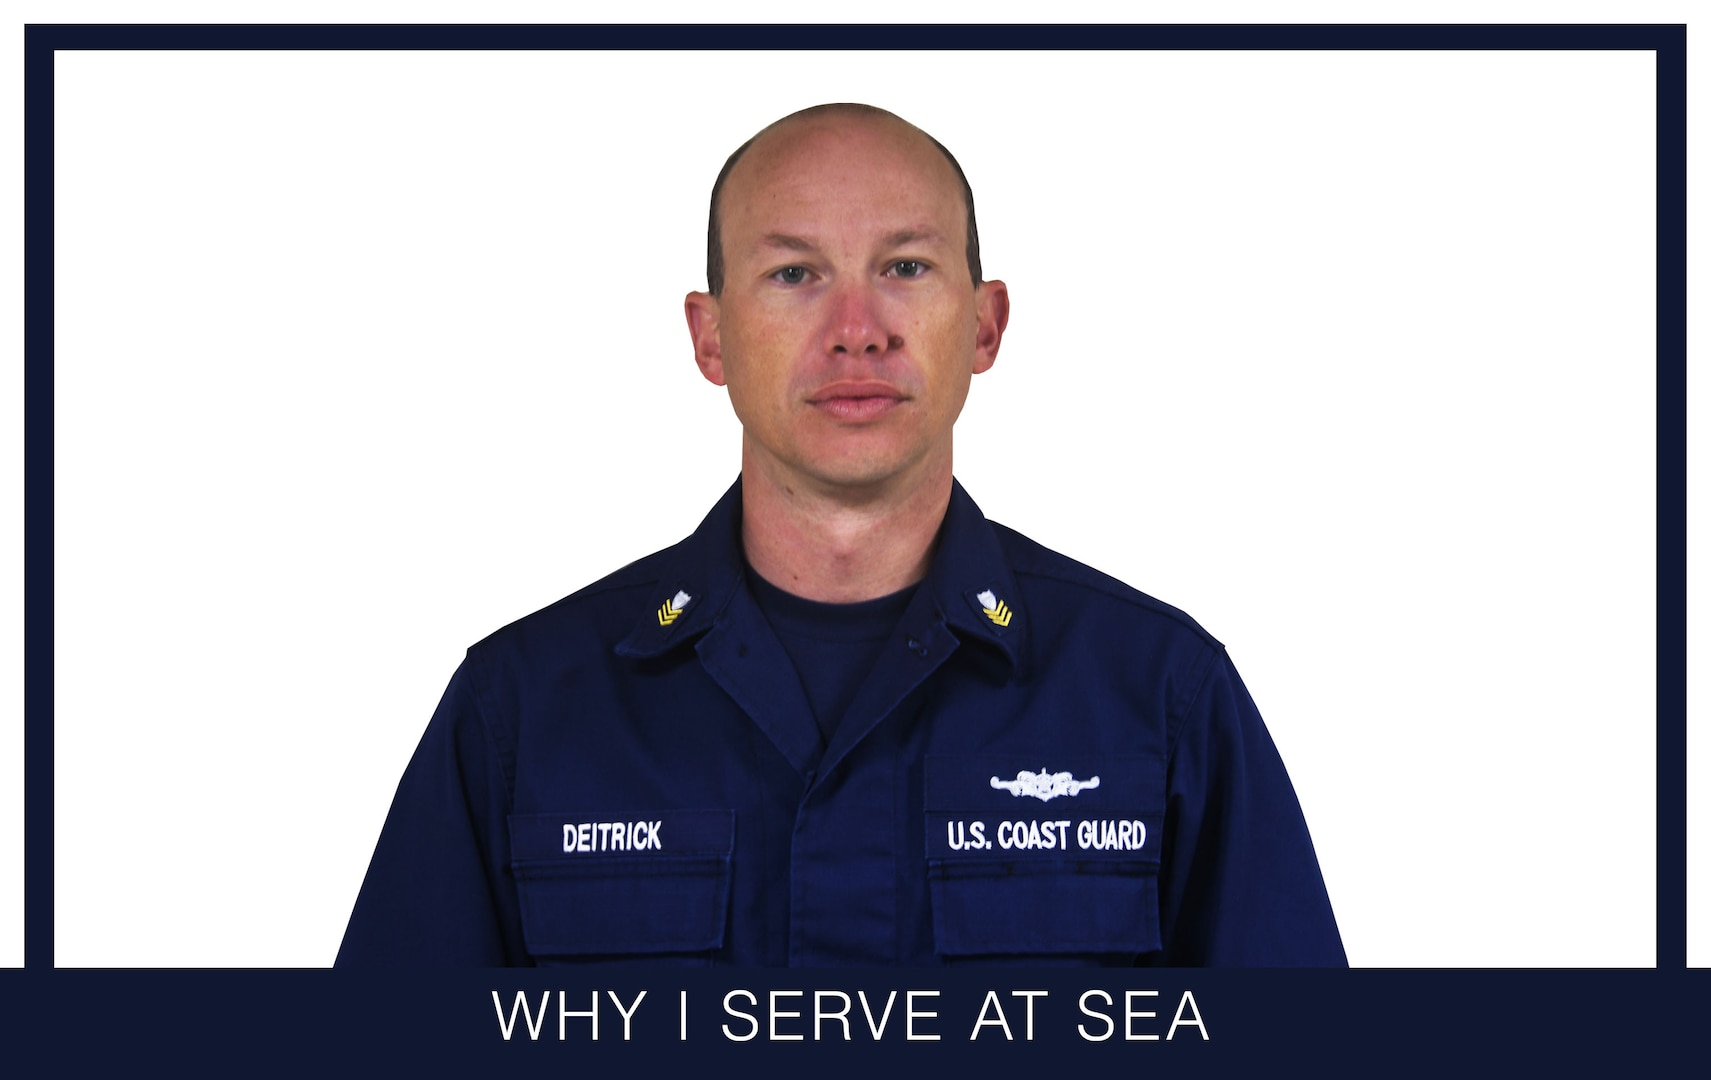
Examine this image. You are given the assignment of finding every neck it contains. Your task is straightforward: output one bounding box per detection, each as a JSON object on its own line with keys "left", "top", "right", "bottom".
{"left": 739, "top": 443, "right": 952, "bottom": 603}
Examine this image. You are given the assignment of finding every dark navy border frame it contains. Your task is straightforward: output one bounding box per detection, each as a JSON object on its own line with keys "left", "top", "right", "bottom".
{"left": 19, "top": 23, "right": 1692, "bottom": 1072}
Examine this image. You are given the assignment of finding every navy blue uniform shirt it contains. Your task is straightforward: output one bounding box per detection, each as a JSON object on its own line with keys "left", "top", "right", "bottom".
{"left": 337, "top": 479, "right": 1346, "bottom": 966}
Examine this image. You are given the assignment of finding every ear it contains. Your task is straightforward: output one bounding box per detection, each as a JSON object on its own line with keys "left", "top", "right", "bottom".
{"left": 971, "top": 279, "right": 1009, "bottom": 375}
{"left": 684, "top": 291, "right": 726, "bottom": 386}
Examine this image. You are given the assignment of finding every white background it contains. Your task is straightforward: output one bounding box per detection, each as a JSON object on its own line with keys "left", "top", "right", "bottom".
{"left": 11, "top": 2, "right": 1686, "bottom": 969}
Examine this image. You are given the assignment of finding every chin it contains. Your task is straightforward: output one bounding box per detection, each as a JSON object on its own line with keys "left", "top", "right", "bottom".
{"left": 801, "top": 463, "right": 896, "bottom": 490}
{"left": 800, "top": 449, "right": 931, "bottom": 493}
{"left": 754, "top": 428, "right": 940, "bottom": 494}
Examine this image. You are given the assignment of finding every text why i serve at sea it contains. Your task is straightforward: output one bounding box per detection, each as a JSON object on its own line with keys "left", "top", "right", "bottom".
{"left": 492, "top": 988, "right": 1209, "bottom": 1044}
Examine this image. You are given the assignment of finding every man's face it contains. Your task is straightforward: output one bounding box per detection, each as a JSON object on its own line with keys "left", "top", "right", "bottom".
{"left": 686, "top": 114, "right": 1008, "bottom": 497}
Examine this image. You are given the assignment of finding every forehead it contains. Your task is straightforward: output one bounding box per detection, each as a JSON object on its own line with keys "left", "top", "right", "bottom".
{"left": 721, "top": 115, "right": 965, "bottom": 240}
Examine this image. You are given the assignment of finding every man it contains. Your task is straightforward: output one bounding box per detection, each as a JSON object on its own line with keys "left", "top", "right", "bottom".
{"left": 336, "top": 103, "right": 1345, "bottom": 966}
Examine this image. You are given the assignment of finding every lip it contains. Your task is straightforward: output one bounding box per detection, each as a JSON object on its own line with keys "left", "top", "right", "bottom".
{"left": 805, "top": 380, "right": 908, "bottom": 422}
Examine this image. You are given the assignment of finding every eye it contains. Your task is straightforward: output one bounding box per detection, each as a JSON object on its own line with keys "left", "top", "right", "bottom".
{"left": 772, "top": 265, "right": 810, "bottom": 285}
{"left": 890, "top": 260, "right": 927, "bottom": 279}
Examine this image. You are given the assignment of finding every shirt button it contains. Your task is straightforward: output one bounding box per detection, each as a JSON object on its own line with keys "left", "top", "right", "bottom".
{"left": 906, "top": 637, "right": 928, "bottom": 657}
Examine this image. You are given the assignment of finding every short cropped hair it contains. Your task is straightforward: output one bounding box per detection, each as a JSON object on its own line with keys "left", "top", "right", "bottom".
{"left": 705, "top": 104, "right": 983, "bottom": 296}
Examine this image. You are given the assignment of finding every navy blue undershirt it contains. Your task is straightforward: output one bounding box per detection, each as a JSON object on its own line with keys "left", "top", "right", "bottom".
{"left": 744, "top": 565, "right": 918, "bottom": 744}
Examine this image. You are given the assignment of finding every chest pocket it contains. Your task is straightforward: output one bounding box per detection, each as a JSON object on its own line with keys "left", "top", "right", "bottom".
{"left": 925, "top": 755, "right": 1164, "bottom": 963}
{"left": 507, "top": 809, "right": 735, "bottom": 965}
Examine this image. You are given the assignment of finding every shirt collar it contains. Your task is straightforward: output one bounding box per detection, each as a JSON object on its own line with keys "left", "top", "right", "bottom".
{"left": 615, "top": 475, "right": 1023, "bottom": 671}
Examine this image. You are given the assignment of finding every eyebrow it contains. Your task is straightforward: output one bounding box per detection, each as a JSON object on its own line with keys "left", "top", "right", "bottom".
{"left": 879, "top": 228, "right": 947, "bottom": 249}
{"left": 758, "top": 233, "right": 819, "bottom": 254}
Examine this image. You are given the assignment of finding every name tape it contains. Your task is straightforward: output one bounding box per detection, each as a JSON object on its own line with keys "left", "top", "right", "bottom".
{"left": 563, "top": 820, "right": 662, "bottom": 853}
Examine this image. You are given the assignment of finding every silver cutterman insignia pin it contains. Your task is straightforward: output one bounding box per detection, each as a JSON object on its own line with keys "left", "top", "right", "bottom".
{"left": 990, "top": 768, "right": 1101, "bottom": 802}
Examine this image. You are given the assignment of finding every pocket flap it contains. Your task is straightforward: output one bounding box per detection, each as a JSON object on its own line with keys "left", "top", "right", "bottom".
{"left": 507, "top": 809, "right": 735, "bottom": 957}
{"left": 925, "top": 756, "right": 1164, "bottom": 959}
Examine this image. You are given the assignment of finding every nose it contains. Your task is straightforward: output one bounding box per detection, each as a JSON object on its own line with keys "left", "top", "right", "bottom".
{"left": 824, "top": 281, "right": 900, "bottom": 357}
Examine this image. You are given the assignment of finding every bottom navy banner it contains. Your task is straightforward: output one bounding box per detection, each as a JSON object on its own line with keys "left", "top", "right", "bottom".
{"left": 1, "top": 968, "right": 1701, "bottom": 1073}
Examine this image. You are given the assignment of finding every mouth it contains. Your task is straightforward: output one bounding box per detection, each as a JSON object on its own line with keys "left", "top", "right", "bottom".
{"left": 805, "top": 381, "right": 908, "bottom": 422}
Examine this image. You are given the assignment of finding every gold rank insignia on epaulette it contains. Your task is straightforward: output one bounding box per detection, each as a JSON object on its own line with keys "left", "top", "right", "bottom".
{"left": 657, "top": 590, "right": 691, "bottom": 626}
{"left": 976, "top": 589, "right": 1013, "bottom": 628}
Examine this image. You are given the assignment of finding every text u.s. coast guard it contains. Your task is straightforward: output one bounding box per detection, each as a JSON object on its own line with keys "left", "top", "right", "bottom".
{"left": 944, "top": 818, "right": 1148, "bottom": 852}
